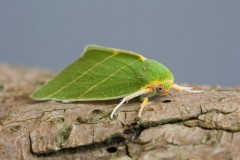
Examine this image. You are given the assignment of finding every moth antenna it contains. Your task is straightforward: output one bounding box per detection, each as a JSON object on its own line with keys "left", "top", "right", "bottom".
{"left": 110, "top": 88, "right": 153, "bottom": 119}
{"left": 171, "top": 84, "right": 203, "bottom": 93}
{"left": 177, "top": 86, "right": 193, "bottom": 90}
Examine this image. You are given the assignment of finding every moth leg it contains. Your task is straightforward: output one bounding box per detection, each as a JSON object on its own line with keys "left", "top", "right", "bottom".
{"left": 110, "top": 88, "right": 153, "bottom": 119}
{"left": 138, "top": 97, "right": 149, "bottom": 118}
{"left": 171, "top": 84, "right": 203, "bottom": 93}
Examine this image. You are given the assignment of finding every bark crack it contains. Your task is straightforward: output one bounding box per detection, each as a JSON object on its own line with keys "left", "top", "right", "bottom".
{"left": 1, "top": 64, "right": 240, "bottom": 159}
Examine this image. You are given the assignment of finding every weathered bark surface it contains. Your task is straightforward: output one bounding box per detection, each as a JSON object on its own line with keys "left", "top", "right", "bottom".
{"left": 0, "top": 63, "right": 240, "bottom": 160}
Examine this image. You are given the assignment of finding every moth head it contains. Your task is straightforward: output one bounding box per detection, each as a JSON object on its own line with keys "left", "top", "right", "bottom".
{"left": 157, "top": 79, "right": 174, "bottom": 95}
{"left": 156, "top": 85, "right": 170, "bottom": 95}
{"left": 146, "top": 80, "right": 173, "bottom": 95}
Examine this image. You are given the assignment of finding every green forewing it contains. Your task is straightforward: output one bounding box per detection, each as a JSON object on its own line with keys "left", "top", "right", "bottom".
{"left": 31, "top": 45, "right": 173, "bottom": 101}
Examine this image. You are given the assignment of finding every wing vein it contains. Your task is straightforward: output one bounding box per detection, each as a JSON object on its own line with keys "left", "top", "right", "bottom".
{"left": 46, "top": 53, "right": 118, "bottom": 98}
{"left": 78, "top": 60, "right": 138, "bottom": 98}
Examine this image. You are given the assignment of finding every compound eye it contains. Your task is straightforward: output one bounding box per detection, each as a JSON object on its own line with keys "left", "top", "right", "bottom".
{"left": 156, "top": 87, "right": 164, "bottom": 93}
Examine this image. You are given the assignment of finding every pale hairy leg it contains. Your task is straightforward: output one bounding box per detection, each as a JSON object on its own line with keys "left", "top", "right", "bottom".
{"left": 110, "top": 88, "right": 153, "bottom": 119}
{"left": 138, "top": 97, "right": 149, "bottom": 118}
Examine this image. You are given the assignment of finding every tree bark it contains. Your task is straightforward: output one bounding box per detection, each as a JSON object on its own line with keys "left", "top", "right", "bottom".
{"left": 0, "top": 64, "right": 240, "bottom": 160}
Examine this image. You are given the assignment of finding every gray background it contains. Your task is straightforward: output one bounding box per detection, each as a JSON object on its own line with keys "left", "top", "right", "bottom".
{"left": 0, "top": 1, "right": 239, "bottom": 87}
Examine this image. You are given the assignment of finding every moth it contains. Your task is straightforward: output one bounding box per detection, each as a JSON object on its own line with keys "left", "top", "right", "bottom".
{"left": 31, "top": 45, "right": 202, "bottom": 119}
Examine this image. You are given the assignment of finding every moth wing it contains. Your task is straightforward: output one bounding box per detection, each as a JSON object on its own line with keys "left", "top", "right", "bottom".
{"left": 31, "top": 45, "right": 149, "bottom": 101}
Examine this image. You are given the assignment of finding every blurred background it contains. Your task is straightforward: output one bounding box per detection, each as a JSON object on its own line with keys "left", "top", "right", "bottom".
{"left": 0, "top": 0, "right": 239, "bottom": 87}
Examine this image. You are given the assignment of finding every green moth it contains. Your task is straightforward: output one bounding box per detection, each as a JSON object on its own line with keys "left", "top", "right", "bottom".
{"left": 31, "top": 45, "right": 202, "bottom": 119}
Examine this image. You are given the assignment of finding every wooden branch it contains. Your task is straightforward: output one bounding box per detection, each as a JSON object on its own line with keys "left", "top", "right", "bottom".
{"left": 0, "top": 64, "right": 240, "bottom": 159}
